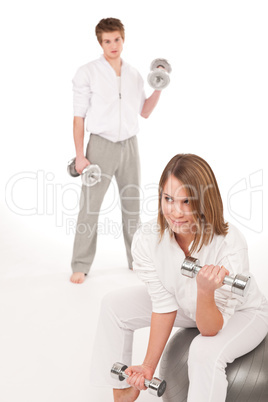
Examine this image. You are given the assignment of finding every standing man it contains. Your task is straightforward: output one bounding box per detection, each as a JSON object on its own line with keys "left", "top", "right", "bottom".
{"left": 71, "top": 18, "right": 162, "bottom": 284}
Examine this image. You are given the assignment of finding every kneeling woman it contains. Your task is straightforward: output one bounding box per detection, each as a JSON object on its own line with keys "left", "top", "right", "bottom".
{"left": 90, "top": 154, "right": 268, "bottom": 402}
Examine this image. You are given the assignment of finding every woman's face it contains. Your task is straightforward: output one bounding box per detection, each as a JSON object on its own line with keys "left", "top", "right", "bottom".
{"left": 161, "top": 175, "right": 196, "bottom": 237}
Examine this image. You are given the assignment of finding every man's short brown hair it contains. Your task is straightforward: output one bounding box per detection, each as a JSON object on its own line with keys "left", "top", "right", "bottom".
{"left": 95, "top": 18, "right": 125, "bottom": 44}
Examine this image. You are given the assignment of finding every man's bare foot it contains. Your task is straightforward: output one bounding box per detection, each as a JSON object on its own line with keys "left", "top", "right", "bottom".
{"left": 113, "top": 387, "right": 140, "bottom": 402}
{"left": 70, "top": 272, "right": 86, "bottom": 284}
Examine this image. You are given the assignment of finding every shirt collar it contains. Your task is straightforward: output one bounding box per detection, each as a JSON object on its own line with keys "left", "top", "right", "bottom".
{"left": 100, "top": 54, "right": 125, "bottom": 69}
{"left": 169, "top": 230, "right": 194, "bottom": 254}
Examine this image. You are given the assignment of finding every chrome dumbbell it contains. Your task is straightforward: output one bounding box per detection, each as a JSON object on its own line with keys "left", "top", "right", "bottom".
{"left": 67, "top": 157, "right": 101, "bottom": 187}
{"left": 181, "top": 257, "right": 251, "bottom": 297}
{"left": 111, "top": 362, "right": 166, "bottom": 397}
{"left": 147, "top": 58, "right": 172, "bottom": 90}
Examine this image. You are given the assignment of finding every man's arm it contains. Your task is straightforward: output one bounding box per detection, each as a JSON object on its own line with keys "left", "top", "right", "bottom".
{"left": 73, "top": 116, "right": 90, "bottom": 174}
{"left": 140, "top": 90, "right": 161, "bottom": 119}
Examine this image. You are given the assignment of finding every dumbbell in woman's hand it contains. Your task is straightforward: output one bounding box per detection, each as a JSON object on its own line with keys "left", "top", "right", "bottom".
{"left": 181, "top": 257, "right": 251, "bottom": 296}
{"left": 67, "top": 157, "right": 101, "bottom": 187}
{"left": 111, "top": 362, "right": 166, "bottom": 397}
{"left": 147, "top": 58, "right": 172, "bottom": 90}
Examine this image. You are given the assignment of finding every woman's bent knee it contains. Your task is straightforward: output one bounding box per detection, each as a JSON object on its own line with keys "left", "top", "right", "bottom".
{"left": 99, "top": 286, "right": 152, "bottom": 331}
{"left": 188, "top": 334, "right": 225, "bottom": 370}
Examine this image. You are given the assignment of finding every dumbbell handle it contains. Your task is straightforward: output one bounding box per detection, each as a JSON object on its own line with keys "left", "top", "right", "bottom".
{"left": 120, "top": 370, "right": 154, "bottom": 389}
{"left": 181, "top": 257, "right": 251, "bottom": 296}
{"left": 191, "top": 264, "right": 234, "bottom": 286}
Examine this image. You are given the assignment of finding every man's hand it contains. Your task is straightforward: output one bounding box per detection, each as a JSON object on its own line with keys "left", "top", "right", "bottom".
{"left": 75, "top": 156, "right": 90, "bottom": 175}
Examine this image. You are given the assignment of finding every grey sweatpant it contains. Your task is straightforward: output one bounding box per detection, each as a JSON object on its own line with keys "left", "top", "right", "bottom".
{"left": 71, "top": 134, "right": 141, "bottom": 274}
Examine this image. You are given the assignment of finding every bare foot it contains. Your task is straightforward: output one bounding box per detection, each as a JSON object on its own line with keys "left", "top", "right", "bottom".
{"left": 70, "top": 272, "right": 86, "bottom": 284}
{"left": 113, "top": 387, "right": 140, "bottom": 402}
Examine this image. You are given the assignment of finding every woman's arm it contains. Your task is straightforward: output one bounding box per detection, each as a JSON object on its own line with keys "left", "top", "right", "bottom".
{"left": 196, "top": 265, "right": 229, "bottom": 336}
{"left": 143, "top": 311, "right": 177, "bottom": 371}
{"left": 125, "top": 310, "right": 177, "bottom": 390}
{"left": 140, "top": 90, "right": 161, "bottom": 119}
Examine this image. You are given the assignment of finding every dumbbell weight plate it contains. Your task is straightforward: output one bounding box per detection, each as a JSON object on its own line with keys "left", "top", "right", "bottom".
{"left": 67, "top": 157, "right": 80, "bottom": 177}
{"left": 67, "top": 158, "right": 102, "bottom": 187}
{"left": 150, "top": 58, "right": 172, "bottom": 73}
{"left": 147, "top": 69, "right": 170, "bottom": 90}
{"left": 111, "top": 362, "right": 128, "bottom": 381}
{"left": 152, "top": 378, "right": 167, "bottom": 397}
{"left": 81, "top": 164, "right": 101, "bottom": 187}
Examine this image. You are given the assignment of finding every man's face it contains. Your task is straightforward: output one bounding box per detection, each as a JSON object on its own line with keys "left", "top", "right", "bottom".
{"left": 101, "top": 31, "right": 124, "bottom": 61}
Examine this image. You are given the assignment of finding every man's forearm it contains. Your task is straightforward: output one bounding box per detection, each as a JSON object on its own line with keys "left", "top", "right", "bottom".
{"left": 140, "top": 90, "right": 161, "bottom": 119}
{"left": 73, "top": 116, "right": 85, "bottom": 158}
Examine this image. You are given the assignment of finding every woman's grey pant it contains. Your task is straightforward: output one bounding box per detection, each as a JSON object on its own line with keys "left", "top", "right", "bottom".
{"left": 71, "top": 134, "right": 141, "bottom": 274}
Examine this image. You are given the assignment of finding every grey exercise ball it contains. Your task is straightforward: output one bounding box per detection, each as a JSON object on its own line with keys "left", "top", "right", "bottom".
{"left": 159, "top": 328, "right": 268, "bottom": 402}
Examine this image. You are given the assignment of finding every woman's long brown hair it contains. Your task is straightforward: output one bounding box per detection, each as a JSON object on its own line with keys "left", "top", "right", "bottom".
{"left": 157, "top": 154, "right": 228, "bottom": 253}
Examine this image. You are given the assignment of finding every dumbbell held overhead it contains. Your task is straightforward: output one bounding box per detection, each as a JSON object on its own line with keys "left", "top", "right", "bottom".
{"left": 67, "top": 157, "right": 101, "bottom": 187}
{"left": 181, "top": 257, "right": 251, "bottom": 297}
{"left": 147, "top": 58, "right": 172, "bottom": 90}
{"left": 111, "top": 362, "right": 166, "bottom": 397}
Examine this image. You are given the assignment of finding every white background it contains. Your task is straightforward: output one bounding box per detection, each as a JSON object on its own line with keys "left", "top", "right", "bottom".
{"left": 1, "top": 1, "right": 268, "bottom": 401}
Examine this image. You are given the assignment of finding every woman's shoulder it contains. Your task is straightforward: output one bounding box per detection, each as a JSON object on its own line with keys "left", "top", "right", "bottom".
{"left": 131, "top": 219, "right": 161, "bottom": 264}
{"left": 225, "top": 223, "right": 248, "bottom": 247}
{"left": 212, "top": 222, "right": 248, "bottom": 253}
{"left": 134, "top": 218, "right": 161, "bottom": 242}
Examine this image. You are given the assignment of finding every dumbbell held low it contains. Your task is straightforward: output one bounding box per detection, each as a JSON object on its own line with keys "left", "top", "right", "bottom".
{"left": 67, "top": 157, "right": 101, "bottom": 187}
{"left": 111, "top": 362, "right": 166, "bottom": 397}
{"left": 181, "top": 257, "right": 250, "bottom": 296}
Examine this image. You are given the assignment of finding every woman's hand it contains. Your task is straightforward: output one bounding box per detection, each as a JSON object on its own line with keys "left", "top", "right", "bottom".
{"left": 196, "top": 265, "right": 230, "bottom": 295}
{"left": 124, "top": 364, "right": 155, "bottom": 391}
{"left": 196, "top": 265, "right": 229, "bottom": 336}
{"left": 75, "top": 156, "right": 90, "bottom": 175}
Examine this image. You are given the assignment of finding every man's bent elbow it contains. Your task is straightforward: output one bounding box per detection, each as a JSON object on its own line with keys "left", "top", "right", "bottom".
{"left": 140, "top": 111, "right": 150, "bottom": 119}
